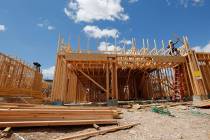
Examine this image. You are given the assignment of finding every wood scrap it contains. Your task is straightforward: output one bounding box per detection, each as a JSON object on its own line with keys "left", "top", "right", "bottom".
{"left": 136, "top": 102, "right": 192, "bottom": 109}
{"left": 56, "top": 123, "right": 140, "bottom": 140}
{"left": 192, "top": 100, "right": 210, "bottom": 108}
{"left": 93, "top": 124, "right": 100, "bottom": 130}
{"left": 0, "top": 127, "right": 12, "bottom": 138}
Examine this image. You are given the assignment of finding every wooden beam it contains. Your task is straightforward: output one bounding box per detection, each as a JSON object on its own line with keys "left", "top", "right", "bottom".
{"left": 56, "top": 123, "right": 140, "bottom": 140}
{"left": 77, "top": 68, "right": 107, "bottom": 92}
{"left": 0, "top": 120, "right": 118, "bottom": 128}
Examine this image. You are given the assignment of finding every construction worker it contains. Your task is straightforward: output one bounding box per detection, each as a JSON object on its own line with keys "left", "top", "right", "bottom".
{"left": 167, "top": 39, "right": 180, "bottom": 56}
{"left": 33, "top": 62, "right": 41, "bottom": 72}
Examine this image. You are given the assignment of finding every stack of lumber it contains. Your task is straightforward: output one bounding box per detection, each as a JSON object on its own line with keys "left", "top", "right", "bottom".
{"left": 0, "top": 103, "right": 121, "bottom": 128}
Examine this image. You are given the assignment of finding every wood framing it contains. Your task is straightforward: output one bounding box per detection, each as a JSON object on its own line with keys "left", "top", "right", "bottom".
{"left": 0, "top": 52, "right": 44, "bottom": 99}
{"left": 51, "top": 36, "right": 210, "bottom": 103}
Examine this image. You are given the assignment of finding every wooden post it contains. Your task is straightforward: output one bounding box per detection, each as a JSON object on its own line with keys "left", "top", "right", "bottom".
{"left": 111, "top": 58, "right": 118, "bottom": 100}
{"left": 111, "top": 62, "right": 114, "bottom": 99}
{"left": 67, "top": 67, "right": 77, "bottom": 103}
{"left": 182, "top": 64, "right": 191, "bottom": 97}
{"left": 157, "top": 70, "right": 162, "bottom": 97}
{"left": 32, "top": 71, "right": 43, "bottom": 91}
{"left": 115, "top": 65, "right": 118, "bottom": 100}
{"left": 77, "top": 36, "right": 80, "bottom": 53}
{"left": 106, "top": 63, "right": 109, "bottom": 101}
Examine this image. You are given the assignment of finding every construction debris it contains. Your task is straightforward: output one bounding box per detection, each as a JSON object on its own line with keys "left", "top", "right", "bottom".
{"left": 192, "top": 99, "right": 210, "bottom": 108}
{"left": 0, "top": 127, "right": 12, "bottom": 138}
{"left": 151, "top": 106, "right": 174, "bottom": 117}
{"left": 93, "top": 124, "right": 101, "bottom": 130}
{"left": 56, "top": 123, "right": 140, "bottom": 140}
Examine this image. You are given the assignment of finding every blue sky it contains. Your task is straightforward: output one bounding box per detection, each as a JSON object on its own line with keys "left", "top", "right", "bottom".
{"left": 0, "top": 0, "right": 210, "bottom": 79}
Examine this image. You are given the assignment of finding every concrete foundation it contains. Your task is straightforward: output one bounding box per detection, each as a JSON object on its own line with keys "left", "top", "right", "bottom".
{"left": 107, "top": 99, "right": 118, "bottom": 106}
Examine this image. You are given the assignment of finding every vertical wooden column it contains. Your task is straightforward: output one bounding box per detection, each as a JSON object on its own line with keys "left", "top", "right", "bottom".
{"left": 32, "top": 71, "right": 43, "bottom": 91}
{"left": 115, "top": 65, "right": 118, "bottom": 100}
{"left": 157, "top": 70, "right": 162, "bottom": 97}
{"left": 106, "top": 62, "right": 110, "bottom": 101}
{"left": 18, "top": 65, "right": 24, "bottom": 88}
{"left": 51, "top": 55, "right": 66, "bottom": 102}
{"left": 202, "top": 61, "right": 210, "bottom": 95}
{"left": 2, "top": 58, "right": 11, "bottom": 88}
{"left": 61, "top": 60, "right": 68, "bottom": 103}
{"left": 111, "top": 58, "right": 118, "bottom": 100}
{"left": 67, "top": 66, "right": 78, "bottom": 103}
{"left": 182, "top": 64, "right": 191, "bottom": 97}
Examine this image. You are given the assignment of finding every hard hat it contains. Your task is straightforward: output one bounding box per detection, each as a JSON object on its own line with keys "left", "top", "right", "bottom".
{"left": 169, "top": 40, "right": 173, "bottom": 44}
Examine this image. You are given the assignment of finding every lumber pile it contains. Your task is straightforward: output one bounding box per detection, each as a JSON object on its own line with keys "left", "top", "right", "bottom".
{"left": 0, "top": 103, "right": 121, "bottom": 128}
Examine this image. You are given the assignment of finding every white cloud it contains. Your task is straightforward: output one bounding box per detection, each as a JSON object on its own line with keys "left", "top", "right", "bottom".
{"left": 191, "top": 0, "right": 204, "bottom": 6}
{"left": 120, "top": 39, "right": 132, "bottom": 45}
{"left": 42, "top": 66, "right": 55, "bottom": 80}
{"left": 64, "top": 0, "right": 129, "bottom": 23}
{"left": 47, "top": 26, "right": 55, "bottom": 31}
{"left": 192, "top": 42, "right": 210, "bottom": 52}
{"left": 179, "top": 0, "right": 203, "bottom": 7}
{"left": 97, "top": 41, "right": 122, "bottom": 52}
{"left": 83, "top": 25, "right": 119, "bottom": 39}
{"left": 165, "top": 0, "right": 171, "bottom": 5}
{"left": 0, "top": 24, "right": 6, "bottom": 32}
{"left": 37, "top": 19, "right": 55, "bottom": 31}
{"left": 166, "top": 0, "right": 204, "bottom": 7}
{"left": 128, "top": 0, "right": 139, "bottom": 3}
{"left": 37, "top": 23, "right": 44, "bottom": 28}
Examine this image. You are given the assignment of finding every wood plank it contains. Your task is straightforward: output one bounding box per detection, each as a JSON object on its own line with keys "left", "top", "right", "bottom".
{"left": 0, "top": 120, "right": 118, "bottom": 128}
{"left": 56, "top": 123, "right": 140, "bottom": 140}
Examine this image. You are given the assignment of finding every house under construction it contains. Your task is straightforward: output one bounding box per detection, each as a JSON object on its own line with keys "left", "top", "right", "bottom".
{"left": 51, "top": 36, "right": 210, "bottom": 103}
{"left": 0, "top": 52, "right": 44, "bottom": 100}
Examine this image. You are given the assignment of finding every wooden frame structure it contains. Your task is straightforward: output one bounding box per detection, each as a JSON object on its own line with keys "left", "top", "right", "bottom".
{"left": 0, "top": 52, "right": 43, "bottom": 99}
{"left": 51, "top": 37, "right": 209, "bottom": 103}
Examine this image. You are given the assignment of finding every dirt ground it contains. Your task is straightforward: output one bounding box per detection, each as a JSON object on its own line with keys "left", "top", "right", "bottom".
{"left": 1, "top": 105, "right": 210, "bottom": 140}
